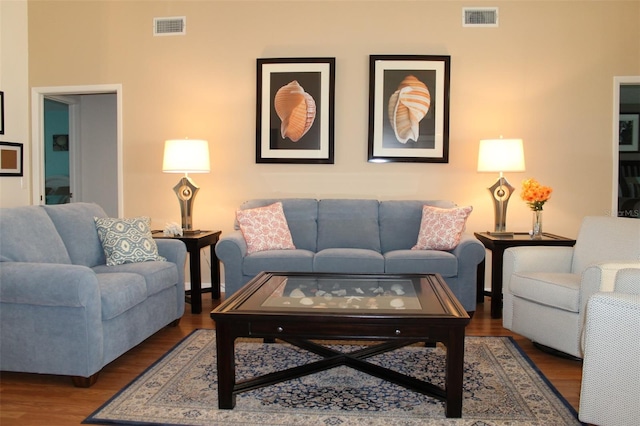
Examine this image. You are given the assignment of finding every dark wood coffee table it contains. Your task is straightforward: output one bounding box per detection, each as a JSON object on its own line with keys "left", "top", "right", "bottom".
{"left": 210, "top": 272, "right": 470, "bottom": 418}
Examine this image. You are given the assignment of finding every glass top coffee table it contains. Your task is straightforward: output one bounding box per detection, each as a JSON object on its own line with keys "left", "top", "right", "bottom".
{"left": 210, "top": 272, "right": 470, "bottom": 418}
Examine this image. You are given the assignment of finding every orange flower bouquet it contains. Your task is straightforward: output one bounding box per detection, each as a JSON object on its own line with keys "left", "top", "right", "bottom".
{"left": 521, "top": 178, "right": 553, "bottom": 211}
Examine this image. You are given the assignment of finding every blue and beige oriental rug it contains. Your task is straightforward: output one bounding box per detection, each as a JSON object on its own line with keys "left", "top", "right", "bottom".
{"left": 84, "top": 330, "right": 582, "bottom": 425}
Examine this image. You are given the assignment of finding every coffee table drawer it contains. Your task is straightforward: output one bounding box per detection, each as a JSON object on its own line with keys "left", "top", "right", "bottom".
{"left": 249, "top": 321, "right": 437, "bottom": 339}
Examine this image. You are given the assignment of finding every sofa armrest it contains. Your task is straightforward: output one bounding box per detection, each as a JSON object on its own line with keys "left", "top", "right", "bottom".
{"left": 0, "top": 262, "right": 105, "bottom": 377}
{"left": 451, "top": 233, "right": 485, "bottom": 274}
{"left": 155, "top": 239, "right": 188, "bottom": 288}
{"left": 0, "top": 262, "right": 100, "bottom": 307}
{"left": 215, "top": 230, "right": 248, "bottom": 295}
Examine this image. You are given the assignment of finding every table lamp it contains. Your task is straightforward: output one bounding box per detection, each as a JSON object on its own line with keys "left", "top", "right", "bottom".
{"left": 477, "top": 138, "right": 525, "bottom": 235}
{"left": 162, "top": 138, "right": 210, "bottom": 234}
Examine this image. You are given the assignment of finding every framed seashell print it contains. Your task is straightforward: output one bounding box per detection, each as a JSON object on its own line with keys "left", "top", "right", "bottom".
{"left": 368, "top": 55, "right": 450, "bottom": 163}
{"left": 256, "top": 58, "right": 335, "bottom": 164}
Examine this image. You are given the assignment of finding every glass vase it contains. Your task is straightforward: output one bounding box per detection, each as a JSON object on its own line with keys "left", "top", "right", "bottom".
{"left": 531, "top": 210, "right": 543, "bottom": 239}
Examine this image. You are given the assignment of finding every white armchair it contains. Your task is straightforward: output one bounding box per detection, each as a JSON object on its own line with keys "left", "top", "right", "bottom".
{"left": 579, "top": 268, "right": 640, "bottom": 426}
{"left": 502, "top": 216, "right": 640, "bottom": 358}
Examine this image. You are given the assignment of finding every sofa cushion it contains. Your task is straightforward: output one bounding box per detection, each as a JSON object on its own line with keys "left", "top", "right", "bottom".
{"left": 317, "top": 199, "right": 381, "bottom": 252}
{"left": 236, "top": 202, "right": 296, "bottom": 254}
{"left": 384, "top": 249, "right": 458, "bottom": 277}
{"left": 236, "top": 199, "right": 319, "bottom": 252}
{"left": 0, "top": 205, "right": 71, "bottom": 264}
{"left": 412, "top": 205, "right": 473, "bottom": 250}
{"left": 96, "top": 272, "right": 147, "bottom": 320}
{"left": 94, "top": 216, "right": 166, "bottom": 266}
{"left": 242, "top": 249, "right": 315, "bottom": 276}
{"left": 93, "top": 260, "right": 178, "bottom": 297}
{"left": 379, "top": 200, "right": 456, "bottom": 253}
{"left": 510, "top": 272, "right": 581, "bottom": 312}
{"left": 43, "top": 203, "right": 107, "bottom": 267}
{"left": 314, "top": 248, "right": 385, "bottom": 273}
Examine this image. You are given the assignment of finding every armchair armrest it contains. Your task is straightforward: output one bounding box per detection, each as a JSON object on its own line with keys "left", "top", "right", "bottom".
{"left": 580, "top": 262, "right": 640, "bottom": 314}
{"left": 579, "top": 288, "right": 640, "bottom": 426}
{"left": 615, "top": 267, "right": 640, "bottom": 294}
{"left": 504, "top": 246, "right": 574, "bottom": 275}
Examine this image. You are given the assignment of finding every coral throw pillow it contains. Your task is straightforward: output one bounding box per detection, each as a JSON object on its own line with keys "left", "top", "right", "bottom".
{"left": 412, "top": 205, "right": 473, "bottom": 251}
{"left": 236, "top": 202, "right": 296, "bottom": 254}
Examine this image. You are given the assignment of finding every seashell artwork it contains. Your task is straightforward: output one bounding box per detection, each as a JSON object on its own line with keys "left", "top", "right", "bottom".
{"left": 388, "top": 75, "right": 431, "bottom": 144}
{"left": 289, "top": 288, "right": 305, "bottom": 298}
{"left": 299, "top": 297, "right": 314, "bottom": 306}
{"left": 390, "top": 298, "right": 405, "bottom": 309}
{"left": 274, "top": 80, "right": 316, "bottom": 142}
{"left": 390, "top": 284, "right": 405, "bottom": 295}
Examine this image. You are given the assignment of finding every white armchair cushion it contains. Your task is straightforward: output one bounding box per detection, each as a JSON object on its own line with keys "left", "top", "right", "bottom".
{"left": 510, "top": 272, "right": 581, "bottom": 312}
{"left": 572, "top": 216, "right": 640, "bottom": 273}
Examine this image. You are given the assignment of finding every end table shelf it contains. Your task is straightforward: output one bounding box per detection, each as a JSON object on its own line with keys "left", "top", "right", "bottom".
{"left": 153, "top": 230, "right": 222, "bottom": 314}
{"left": 474, "top": 232, "right": 576, "bottom": 319}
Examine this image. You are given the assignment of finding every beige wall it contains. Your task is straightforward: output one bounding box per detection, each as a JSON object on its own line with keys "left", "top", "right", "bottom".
{"left": 0, "top": 0, "right": 30, "bottom": 207}
{"left": 23, "top": 1, "right": 640, "bottom": 242}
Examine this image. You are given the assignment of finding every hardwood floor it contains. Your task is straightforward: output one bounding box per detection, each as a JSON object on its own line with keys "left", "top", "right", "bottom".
{"left": 0, "top": 295, "right": 583, "bottom": 425}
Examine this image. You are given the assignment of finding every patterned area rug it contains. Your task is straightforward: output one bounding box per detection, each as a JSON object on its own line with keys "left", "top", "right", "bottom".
{"left": 84, "top": 330, "right": 582, "bottom": 426}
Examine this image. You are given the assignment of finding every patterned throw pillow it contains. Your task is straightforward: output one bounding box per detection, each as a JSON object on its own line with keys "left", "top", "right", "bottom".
{"left": 412, "top": 205, "right": 473, "bottom": 251}
{"left": 236, "top": 202, "right": 296, "bottom": 254}
{"left": 94, "top": 216, "right": 166, "bottom": 266}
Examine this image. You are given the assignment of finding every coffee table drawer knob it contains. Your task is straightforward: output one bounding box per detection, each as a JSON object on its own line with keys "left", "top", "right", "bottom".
{"left": 395, "top": 329, "right": 401, "bottom": 335}
{"left": 277, "top": 326, "right": 284, "bottom": 333}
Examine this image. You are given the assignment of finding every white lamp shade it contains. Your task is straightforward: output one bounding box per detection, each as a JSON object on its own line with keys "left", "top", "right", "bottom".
{"left": 162, "top": 139, "right": 210, "bottom": 173}
{"left": 477, "top": 138, "right": 526, "bottom": 172}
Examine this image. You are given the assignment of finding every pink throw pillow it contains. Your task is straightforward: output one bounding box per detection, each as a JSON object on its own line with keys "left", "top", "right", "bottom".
{"left": 412, "top": 205, "right": 473, "bottom": 251}
{"left": 236, "top": 202, "right": 296, "bottom": 254}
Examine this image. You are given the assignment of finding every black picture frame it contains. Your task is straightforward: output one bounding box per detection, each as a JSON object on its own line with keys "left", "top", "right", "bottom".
{"left": 256, "top": 57, "right": 335, "bottom": 164}
{"left": 53, "top": 134, "right": 69, "bottom": 151}
{"left": 0, "top": 91, "right": 4, "bottom": 135}
{"left": 0, "top": 141, "right": 24, "bottom": 177}
{"left": 368, "top": 55, "right": 450, "bottom": 163}
{"left": 619, "top": 113, "right": 639, "bottom": 152}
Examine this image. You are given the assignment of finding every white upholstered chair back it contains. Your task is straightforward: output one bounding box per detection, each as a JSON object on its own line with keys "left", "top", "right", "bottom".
{"left": 571, "top": 216, "right": 640, "bottom": 274}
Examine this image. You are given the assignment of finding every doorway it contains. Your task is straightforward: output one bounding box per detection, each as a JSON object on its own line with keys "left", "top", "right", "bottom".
{"left": 613, "top": 77, "right": 640, "bottom": 219}
{"left": 31, "top": 85, "right": 123, "bottom": 217}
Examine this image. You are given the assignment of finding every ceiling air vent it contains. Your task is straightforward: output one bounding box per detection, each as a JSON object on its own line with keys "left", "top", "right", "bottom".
{"left": 463, "top": 7, "right": 499, "bottom": 27}
{"left": 154, "top": 16, "right": 186, "bottom": 36}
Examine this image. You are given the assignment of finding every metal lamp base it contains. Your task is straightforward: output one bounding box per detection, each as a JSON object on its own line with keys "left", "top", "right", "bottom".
{"left": 487, "top": 175, "right": 514, "bottom": 234}
{"left": 172, "top": 176, "right": 200, "bottom": 235}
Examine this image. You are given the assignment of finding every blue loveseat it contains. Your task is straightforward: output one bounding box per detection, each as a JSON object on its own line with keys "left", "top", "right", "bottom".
{"left": 0, "top": 203, "right": 187, "bottom": 386}
{"left": 215, "top": 199, "right": 485, "bottom": 312}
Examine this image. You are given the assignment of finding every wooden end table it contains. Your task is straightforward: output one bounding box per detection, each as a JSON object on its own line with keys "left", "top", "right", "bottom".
{"left": 153, "top": 230, "right": 222, "bottom": 314}
{"left": 211, "top": 272, "right": 470, "bottom": 418}
{"left": 474, "top": 232, "right": 576, "bottom": 319}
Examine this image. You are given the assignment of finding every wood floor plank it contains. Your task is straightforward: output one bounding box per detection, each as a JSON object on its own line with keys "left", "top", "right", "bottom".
{"left": 0, "top": 296, "right": 583, "bottom": 425}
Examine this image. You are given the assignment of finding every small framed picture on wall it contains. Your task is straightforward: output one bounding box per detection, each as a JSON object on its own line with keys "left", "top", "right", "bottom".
{"left": 619, "top": 113, "right": 639, "bottom": 152}
{"left": 53, "top": 134, "right": 69, "bottom": 151}
{"left": 0, "top": 91, "right": 4, "bottom": 135}
{"left": 0, "top": 142, "right": 23, "bottom": 176}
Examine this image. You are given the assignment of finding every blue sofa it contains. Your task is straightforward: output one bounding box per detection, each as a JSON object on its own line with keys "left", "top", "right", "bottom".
{"left": 0, "top": 203, "right": 187, "bottom": 386}
{"left": 215, "top": 199, "right": 485, "bottom": 312}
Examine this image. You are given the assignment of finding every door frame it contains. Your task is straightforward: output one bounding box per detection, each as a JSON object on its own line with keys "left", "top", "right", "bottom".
{"left": 31, "top": 84, "right": 124, "bottom": 216}
{"left": 612, "top": 76, "right": 640, "bottom": 216}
